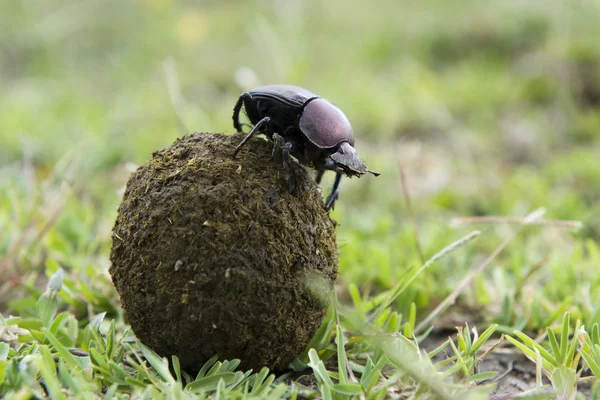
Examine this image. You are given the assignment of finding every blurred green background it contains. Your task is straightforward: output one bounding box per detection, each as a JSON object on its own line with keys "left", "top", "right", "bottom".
{"left": 2, "top": 0, "right": 600, "bottom": 331}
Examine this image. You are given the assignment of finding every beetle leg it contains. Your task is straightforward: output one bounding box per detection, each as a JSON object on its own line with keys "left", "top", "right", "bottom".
{"left": 315, "top": 169, "right": 325, "bottom": 184}
{"left": 232, "top": 92, "right": 254, "bottom": 132}
{"left": 232, "top": 116, "right": 270, "bottom": 158}
{"left": 238, "top": 122, "right": 252, "bottom": 133}
{"left": 271, "top": 133, "right": 286, "bottom": 159}
{"left": 272, "top": 133, "right": 295, "bottom": 166}
{"left": 272, "top": 133, "right": 298, "bottom": 194}
{"left": 325, "top": 172, "right": 343, "bottom": 211}
{"left": 316, "top": 157, "right": 337, "bottom": 183}
{"left": 281, "top": 141, "right": 293, "bottom": 166}
{"left": 281, "top": 141, "right": 299, "bottom": 194}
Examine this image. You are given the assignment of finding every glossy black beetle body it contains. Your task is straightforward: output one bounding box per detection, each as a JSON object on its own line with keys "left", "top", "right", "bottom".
{"left": 232, "top": 84, "right": 378, "bottom": 210}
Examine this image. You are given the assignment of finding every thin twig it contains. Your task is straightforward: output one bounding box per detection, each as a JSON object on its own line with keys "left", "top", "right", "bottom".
{"left": 479, "top": 334, "right": 505, "bottom": 362}
{"left": 514, "top": 257, "right": 549, "bottom": 301}
{"left": 451, "top": 216, "right": 582, "bottom": 229}
{"left": 491, "top": 359, "right": 513, "bottom": 383}
{"left": 535, "top": 347, "right": 543, "bottom": 387}
{"left": 371, "top": 230, "right": 481, "bottom": 320}
{"left": 416, "top": 208, "right": 546, "bottom": 334}
{"left": 398, "top": 160, "right": 425, "bottom": 265}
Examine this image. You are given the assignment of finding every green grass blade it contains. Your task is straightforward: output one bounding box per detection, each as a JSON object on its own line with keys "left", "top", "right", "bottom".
{"left": 464, "top": 323, "right": 472, "bottom": 353}
{"left": 106, "top": 319, "right": 117, "bottom": 359}
{"left": 307, "top": 348, "right": 335, "bottom": 387}
{"left": 348, "top": 284, "right": 362, "bottom": 310}
{"left": 89, "top": 347, "right": 110, "bottom": 372}
{"left": 336, "top": 325, "right": 348, "bottom": 385}
{"left": 322, "top": 384, "right": 333, "bottom": 400}
{"left": 250, "top": 367, "right": 275, "bottom": 396}
{"left": 448, "top": 339, "right": 469, "bottom": 376}
{"left": 331, "top": 383, "right": 363, "bottom": 395}
{"left": 38, "top": 345, "right": 67, "bottom": 400}
{"left": 550, "top": 365, "right": 576, "bottom": 400}
{"left": 505, "top": 335, "right": 556, "bottom": 371}
{"left": 559, "top": 312, "right": 570, "bottom": 364}
{"left": 547, "top": 328, "right": 560, "bottom": 359}
{"left": 428, "top": 339, "right": 450, "bottom": 359}
{"left": 579, "top": 350, "right": 600, "bottom": 378}
{"left": 360, "top": 357, "right": 374, "bottom": 390}
{"left": 104, "top": 384, "right": 118, "bottom": 400}
{"left": 0, "top": 343, "right": 9, "bottom": 361}
{"left": 219, "top": 359, "right": 241, "bottom": 373}
{"left": 592, "top": 324, "right": 600, "bottom": 346}
{"left": 58, "top": 359, "right": 84, "bottom": 396}
{"left": 48, "top": 312, "right": 68, "bottom": 335}
{"left": 471, "top": 324, "right": 498, "bottom": 354}
{"left": 41, "top": 327, "right": 80, "bottom": 371}
{"left": 172, "top": 356, "right": 182, "bottom": 386}
{"left": 37, "top": 293, "right": 58, "bottom": 328}
{"left": 403, "top": 302, "right": 416, "bottom": 338}
{"left": 139, "top": 343, "right": 174, "bottom": 383}
{"left": 468, "top": 370, "right": 498, "bottom": 383}
{"left": 197, "top": 355, "right": 218, "bottom": 379}
{"left": 185, "top": 373, "right": 237, "bottom": 393}
{"left": 566, "top": 320, "right": 581, "bottom": 368}
{"left": 512, "top": 331, "right": 558, "bottom": 366}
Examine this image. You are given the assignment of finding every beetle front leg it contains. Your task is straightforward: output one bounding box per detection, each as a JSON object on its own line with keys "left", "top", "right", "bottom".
{"left": 232, "top": 116, "right": 270, "bottom": 158}
{"left": 315, "top": 169, "right": 325, "bottom": 184}
{"left": 272, "top": 133, "right": 294, "bottom": 166}
{"left": 281, "top": 141, "right": 293, "bottom": 167}
{"left": 316, "top": 158, "right": 337, "bottom": 184}
{"left": 325, "top": 171, "right": 343, "bottom": 211}
{"left": 232, "top": 92, "right": 254, "bottom": 133}
{"left": 271, "top": 133, "right": 285, "bottom": 159}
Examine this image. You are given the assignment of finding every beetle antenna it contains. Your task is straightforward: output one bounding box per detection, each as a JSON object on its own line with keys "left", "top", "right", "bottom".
{"left": 368, "top": 169, "right": 380, "bottom": 177}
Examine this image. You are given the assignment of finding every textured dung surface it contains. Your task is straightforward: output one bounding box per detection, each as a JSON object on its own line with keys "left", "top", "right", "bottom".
{"left": 109, "top": 132, "right": 338, "bottom": 372}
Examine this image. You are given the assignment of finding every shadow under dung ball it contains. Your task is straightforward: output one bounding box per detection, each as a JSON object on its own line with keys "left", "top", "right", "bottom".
{"left": 109, "top": 132, "right": 338, "bottom": 372}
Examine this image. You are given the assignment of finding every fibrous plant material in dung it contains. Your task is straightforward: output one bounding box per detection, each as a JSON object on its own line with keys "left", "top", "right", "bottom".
{"left": 109, "top": 132, "right": 338, "bottom": 372}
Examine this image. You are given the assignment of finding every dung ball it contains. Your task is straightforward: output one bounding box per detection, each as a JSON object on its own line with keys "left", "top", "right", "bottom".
{"left": 109, "top": 133, "right": 338, "bottom": 372}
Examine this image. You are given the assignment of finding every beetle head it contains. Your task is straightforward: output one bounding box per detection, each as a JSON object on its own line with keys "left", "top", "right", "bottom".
{"left": 329, "top": 142, "right": 379, "bottom": 178}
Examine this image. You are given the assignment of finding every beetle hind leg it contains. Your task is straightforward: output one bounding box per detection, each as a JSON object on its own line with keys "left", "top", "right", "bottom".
{"left": 232, "top": 92, "right": 254, "bottom": 132}
{"left": 238, "top": 122, "right": 252, "bottom": 133}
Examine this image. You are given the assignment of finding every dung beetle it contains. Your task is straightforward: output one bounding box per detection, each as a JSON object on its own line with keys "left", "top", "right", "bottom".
{"left": 232, "top": 84, "right": 379, "bottom": 210}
